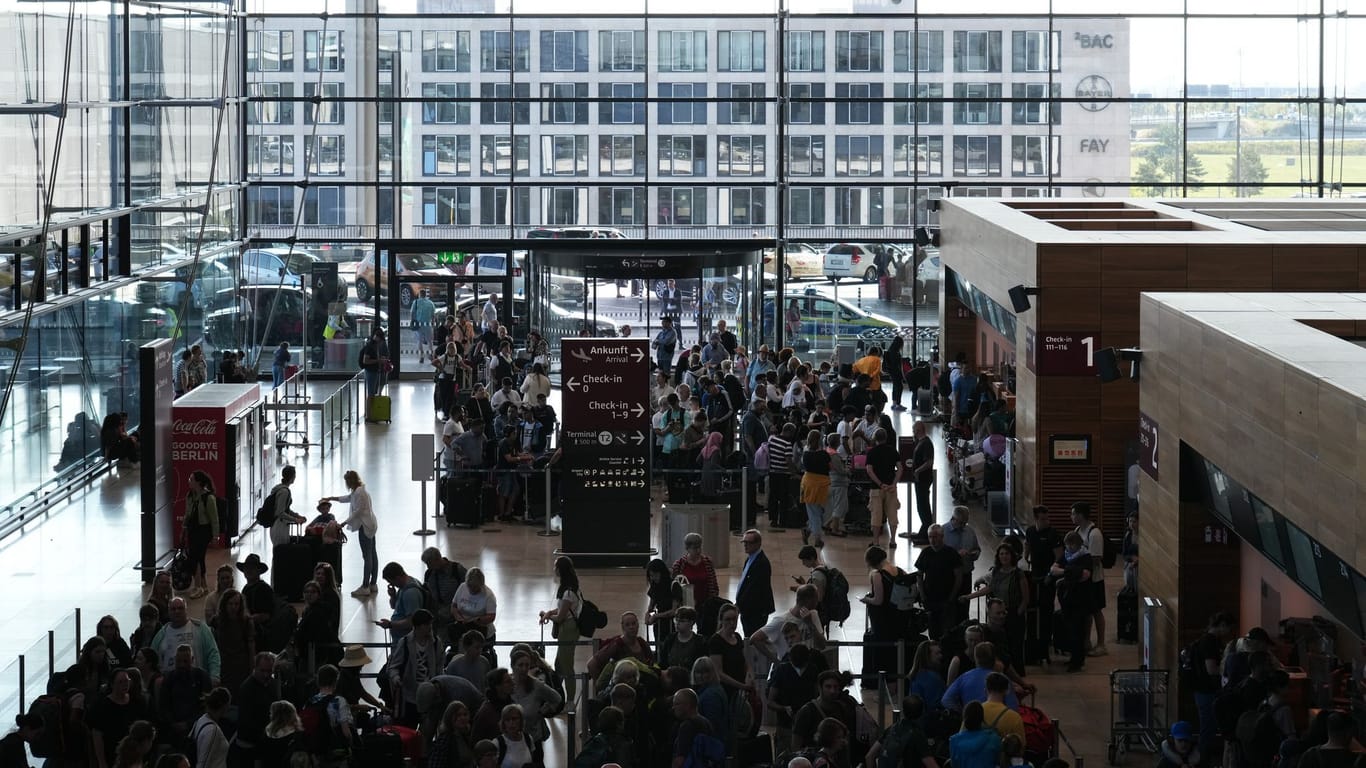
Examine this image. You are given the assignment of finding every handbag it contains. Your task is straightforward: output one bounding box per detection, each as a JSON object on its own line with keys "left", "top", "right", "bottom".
{"left": 169, "top": 550, "right": 193, "bottom": 591}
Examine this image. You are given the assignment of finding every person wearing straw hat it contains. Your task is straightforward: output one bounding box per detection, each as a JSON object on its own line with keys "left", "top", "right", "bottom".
{"left": 335, "top": 646, "right": 386, "bottom": 713}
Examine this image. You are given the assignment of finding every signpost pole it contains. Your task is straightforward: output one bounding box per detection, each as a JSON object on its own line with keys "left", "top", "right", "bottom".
{"left": 414, "top": 480, "right": 435, "bottom": 537}
{"left": 411, "top": 434, "right": 436, "bottom": 536}
{"left": 537, "top": 465, "right": 559, "bottom": 538}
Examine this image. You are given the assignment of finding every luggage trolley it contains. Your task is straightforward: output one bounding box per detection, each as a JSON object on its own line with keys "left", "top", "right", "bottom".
{"left": 947, "top": 436, "right": 986, "bottom": 502}
{"left": 1107, "top": 668, "right": 1170, "bottom": 765}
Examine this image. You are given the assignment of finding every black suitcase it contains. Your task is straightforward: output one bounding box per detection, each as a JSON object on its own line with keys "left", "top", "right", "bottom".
{"left": 442, "top": 475, "right": 483, "bottom": 528}
{"left": 271, "top": 537, "right": 314, "bottom": 602}
{"left": 1116, "top": 590, "right": 1139, "bottom": 643}
{"left": 1023, "top": 607, "right": 1047, "bottom": 665}
{"left": 310, "top": 538, "right": 343, "bottom": 586}
{"left": 861, "top": 629, "right": 896, "bottom": 690}
{"left": 351, "top": 731, "right": 404, "bottom": 768}
{"left": 1052, "top": 609, "right": 1069, "bottom": 656}
{"left": 715, "top": 487, "right": 743, "bottom": 533}
{"left": 667, "top": 473, "right": 693, "bottom": 504}
{"left": 739, "top": 732, "right": 774, "bottom": 766}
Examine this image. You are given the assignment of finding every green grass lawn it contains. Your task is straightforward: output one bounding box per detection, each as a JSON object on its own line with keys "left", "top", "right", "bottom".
{"left": 1129, "top": 151, "right": 1366, "bottom": 196}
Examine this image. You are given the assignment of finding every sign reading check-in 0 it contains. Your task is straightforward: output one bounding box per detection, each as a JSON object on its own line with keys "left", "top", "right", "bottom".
{"left": 559, "top": 337, "right": 653, "bottom": 564}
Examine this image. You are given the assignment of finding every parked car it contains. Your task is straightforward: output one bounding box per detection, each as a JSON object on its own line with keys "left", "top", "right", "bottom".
{"left": 444, "top": 294, "right": 619, "bottom": 340}
{"left": 212, "top": 247, "right": 304, "bottom": 288}
{"left": 204, "top": 285, "right": 386, "bottom": 349}
{"left": 526, "top": 226, "right": 627, "bottom": 239}
{"left": 651, "top": 270, "right": 777, "bottom": 308}
{"left": 458, "top": 251, "right": 587, "bottom": 305}
{"left": 819, "top": 240, "right": 907, "bottom": 282}
{"left": 764, "top": 242, "right": 825, "bottom": 282}
{"left": 149, "top": 259, "right": 236, "bottom": 310}
{"left": 353, "top": 251, "right": 456, "bottom": 308}
{"left": 753, "top": 289, "right": 898, "bottom": 347}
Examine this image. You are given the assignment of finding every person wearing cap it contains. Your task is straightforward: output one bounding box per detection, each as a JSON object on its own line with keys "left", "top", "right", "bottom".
{"left": 1223, "top": 626, "right": 1277, "bottom": 688}
{"left": 334, "top": 645, "right": 386, "bottom": 711}
{"left": 1156, "top": 721, "right": 1201, "bottom": 768}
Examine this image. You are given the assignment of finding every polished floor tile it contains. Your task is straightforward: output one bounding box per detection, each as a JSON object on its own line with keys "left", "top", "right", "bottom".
{"left": 0, "top": 378, "right": 1144, "bottom": 765}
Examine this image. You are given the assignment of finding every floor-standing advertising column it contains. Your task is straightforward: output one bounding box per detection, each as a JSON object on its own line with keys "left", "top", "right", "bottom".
{"left": 170, "top": 384, "right": 261, "bottom": 545}
{"left": 139, "top": 339, "right": 175, "bottom": 582}
{"left": 557, "top": 338, "right": 654, "bottom": 566}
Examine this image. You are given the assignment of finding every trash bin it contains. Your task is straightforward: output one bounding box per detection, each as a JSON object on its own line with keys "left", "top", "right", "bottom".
{"left": 660, "top": 503, "right": 731, "bottom": 568}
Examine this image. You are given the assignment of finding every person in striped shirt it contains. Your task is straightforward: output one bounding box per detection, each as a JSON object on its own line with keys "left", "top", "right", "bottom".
{"left": 765, "top": 422, "right": 798, "bottom": 529}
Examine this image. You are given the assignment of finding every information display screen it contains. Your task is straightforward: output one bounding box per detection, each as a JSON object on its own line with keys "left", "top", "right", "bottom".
{"left": 1283, "top": 521, "right": 1322, "bottom": 601}
{"left": 1247, "top": 493, "right": 1285, "bottom": 569}
{"left": 1316, "top": 551, "right": 1364, "bottom": 639}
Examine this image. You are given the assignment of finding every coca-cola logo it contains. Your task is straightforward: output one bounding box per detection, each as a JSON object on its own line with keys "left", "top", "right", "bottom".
{"left": 173, "top": 418, "right": 219, "bottom": 436}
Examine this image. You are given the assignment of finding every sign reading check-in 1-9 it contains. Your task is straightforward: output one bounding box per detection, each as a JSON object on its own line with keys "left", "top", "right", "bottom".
{"left": 559, "top": 338, "right": 653, "bottom": 564}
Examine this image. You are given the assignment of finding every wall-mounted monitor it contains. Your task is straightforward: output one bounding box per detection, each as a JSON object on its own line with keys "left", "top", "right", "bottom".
{"left": 1283, "top": 521, "right": 1323, "bottom": 601}
{"left": 1317, "top": 551, "right": 1364, "bottom": 639}
{"left": 1247, "top": 493, "right": 1285, "bottom": 569}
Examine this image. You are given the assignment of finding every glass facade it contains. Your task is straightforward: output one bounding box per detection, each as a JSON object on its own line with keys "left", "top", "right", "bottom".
{"left": 3, "top": 0, "right": 1366, "bottom": 517}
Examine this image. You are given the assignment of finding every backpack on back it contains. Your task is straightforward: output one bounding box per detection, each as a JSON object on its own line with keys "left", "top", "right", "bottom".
{"left": 876, "top": 719, "right": 920, "bottom": 768}
{"left": 574, "top": 733, "right": 616, "bottom": 768}
{"left": 685, "top": 731, "right": 728, "bottom": 768}
{"left": 1214, "top": 677, "right": 1265, "bottom": 738}
{"left": 813, "top": 566, "right": 852, "bottom": 624}
{"left": 1237, "top": 701, "right": 1288, "bottom": 766}
{"left": 1178, "top": 637, "right": 1207, "bottom": 689}
{"left": 402, "top": 581, "right": 438, "bottom": 614}
{"left": 889, "top": 568, "right": 919, "bottom": 611}
{"left": 577, "top": 597, "right": 609, "bottom": 637}
{"left": 753, "top": 440, "right": 770, "bottom": 472}
{"left": 255, "top": 487, "right": 279, "bottom": 528}
{"left": 300, "top": 693, "right": 346, "bottom": 758}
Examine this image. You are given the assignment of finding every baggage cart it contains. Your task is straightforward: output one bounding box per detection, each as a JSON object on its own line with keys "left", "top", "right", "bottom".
{"left": 1107, "top": 668, "right": 1170, "bottom": 765}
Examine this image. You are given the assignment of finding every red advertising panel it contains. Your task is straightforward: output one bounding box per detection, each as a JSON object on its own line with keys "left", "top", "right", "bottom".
{"left": 171, "top": 384, "right": 260, "bottom": 544}
{"left": 1035, "top": 331, "right": 1099, "bottom": 376}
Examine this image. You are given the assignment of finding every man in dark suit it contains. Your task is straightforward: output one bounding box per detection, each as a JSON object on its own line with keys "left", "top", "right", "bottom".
{"left": 734, "top": 528, "right": 775, "bottom": 637}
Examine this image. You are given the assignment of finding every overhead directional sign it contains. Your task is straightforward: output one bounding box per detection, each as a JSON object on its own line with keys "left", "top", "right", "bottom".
{"left": 558, "top": 337, "right": 654, "bottom": 565}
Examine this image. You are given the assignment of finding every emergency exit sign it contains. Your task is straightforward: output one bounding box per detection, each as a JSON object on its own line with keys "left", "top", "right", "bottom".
{"left": 436, "top": 251, "right": 467, "bottom": 265}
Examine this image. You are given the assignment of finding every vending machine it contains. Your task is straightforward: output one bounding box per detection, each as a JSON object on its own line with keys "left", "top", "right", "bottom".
{"left": 170, "top": 383, "right": 263, "bottom": 544}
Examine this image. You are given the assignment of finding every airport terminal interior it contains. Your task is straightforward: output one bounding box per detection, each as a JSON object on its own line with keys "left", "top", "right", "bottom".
{"left": 5, "top": 0, "right": 1366, "bottom": 766}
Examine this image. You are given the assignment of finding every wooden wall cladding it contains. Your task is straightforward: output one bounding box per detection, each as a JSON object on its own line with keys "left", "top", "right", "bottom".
{"left": 1187, "top": 245, "right": 1275, "bottom": 290}
{"left": 1040, "top": 465, "right": 1100, "bottom": 515}
{"left": 941, "top": 295, "right": 977, "bottom": 364}
{"left": 1037, "top": 377, "right": 1102, "bottom": 421}
{"left": 1272, "top": 245, "right": 1359, "bottom": 289}
{"left": 1037, "top": 246, "right": 1102, "bottom": 288}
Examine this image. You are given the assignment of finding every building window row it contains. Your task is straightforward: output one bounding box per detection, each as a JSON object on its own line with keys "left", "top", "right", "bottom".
{"left": 250, "top": 183, "right": 1041, "bottom": 228}
{"left": 248, "top": 132, "right": 1059, "bottom": 180}
{"left": 246, "top": 28, "right": 1062, "bottom": 75}
{"left": 248, "top": 79, "right": 1064, "bottom": 129}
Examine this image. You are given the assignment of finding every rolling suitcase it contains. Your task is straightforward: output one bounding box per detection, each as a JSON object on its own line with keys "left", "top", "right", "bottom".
{"left": 272, "top": 536, "right": 314, "bottom": 602}
{"left": 442, "top": 475, "right": 483, "bottom": 528}
{"left": 1116, "top": 590, "right": 1139, "bottom": 643}
{"left": 310, "top": 537, "right": 343, "bottom": 586}
{"left": 353, "top": 731, "right": 404, "bottom": 768}
{"left": 667, "top": 473, "right": 693, "bottom": 504}
{"left": 367, "top": 395, "right": 392, "bottom": 423}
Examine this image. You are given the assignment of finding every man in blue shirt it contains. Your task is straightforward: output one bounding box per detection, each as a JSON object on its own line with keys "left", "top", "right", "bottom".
{"left": 411, "top": 289, "right": 437, "bottom": 360}
{"left": 942, "top": 641, "right": 1019, "bottom": 712}
{"left": 378, "top": 562, "right": 427, "bottom": 642}
{"left": 951, "top": 363, "right": 980, "bottom": 427}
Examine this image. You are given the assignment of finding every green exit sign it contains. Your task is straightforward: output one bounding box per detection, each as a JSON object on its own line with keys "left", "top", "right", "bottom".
{"left": 437, "top": 251, "right": 467, "bottom": 265}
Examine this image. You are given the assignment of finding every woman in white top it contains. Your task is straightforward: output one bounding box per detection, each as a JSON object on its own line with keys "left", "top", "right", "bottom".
{"left": 192, "top": 687, "right": 231, "bottom": 768}
{"left": 519, "top": 363, "right": 552, "bottom": 404}
{"left": 495, "top": 704, "right": 541, "bottom": 768}
{"left": 323, "top": 470, "right": 378, "bottom": 599}
{"left": 452, "top": 568, "right": 498, "bottom": 645}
